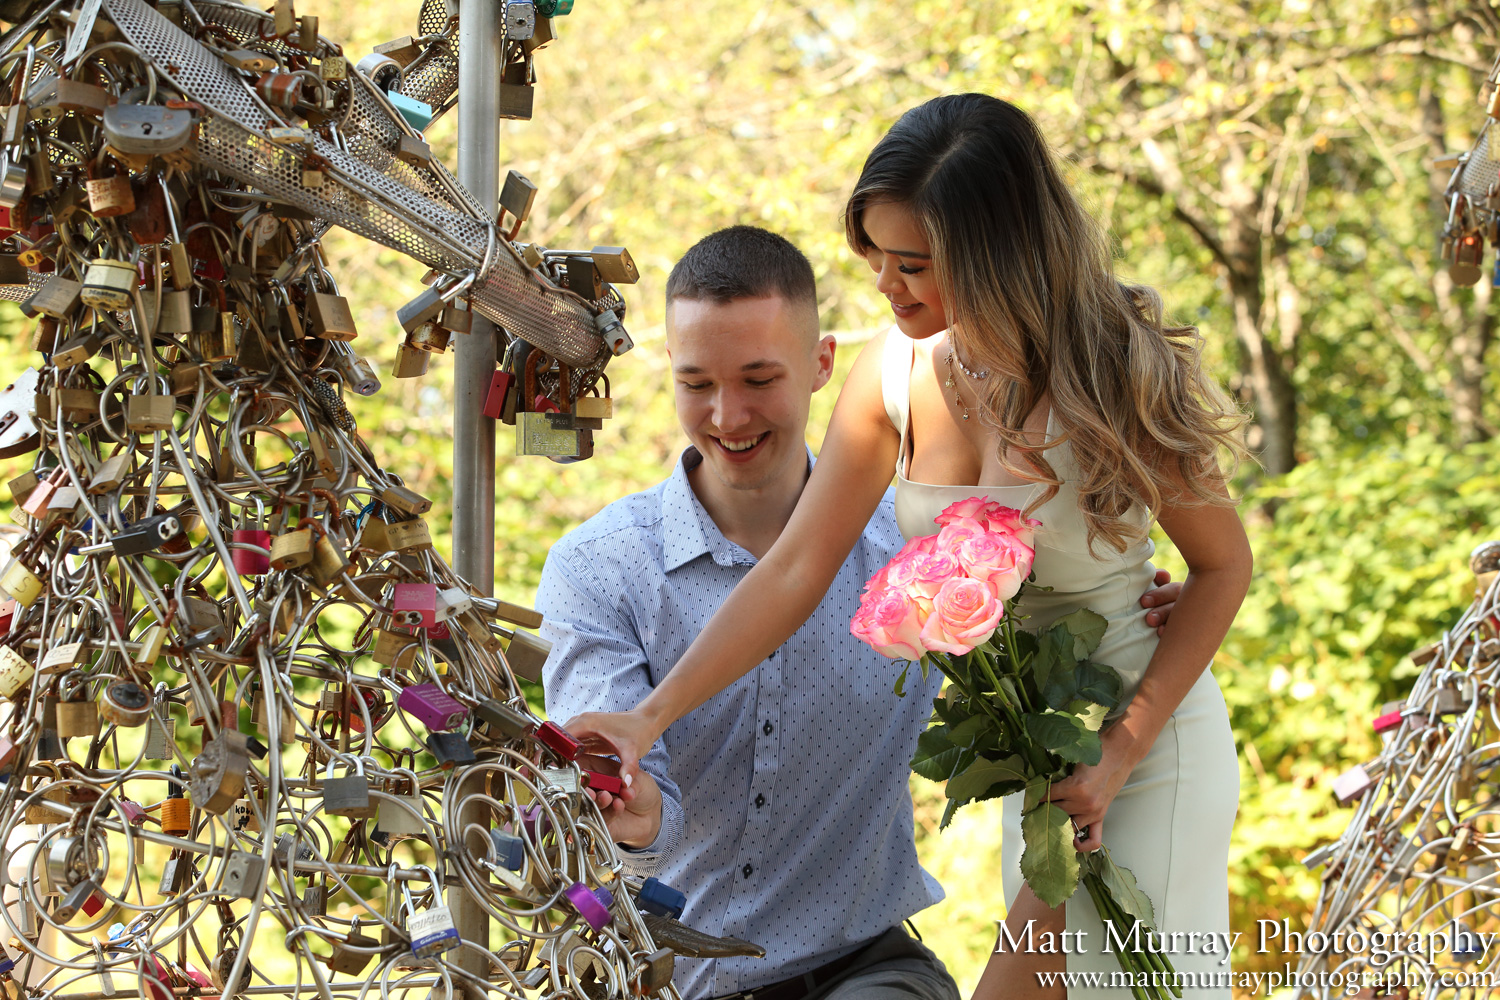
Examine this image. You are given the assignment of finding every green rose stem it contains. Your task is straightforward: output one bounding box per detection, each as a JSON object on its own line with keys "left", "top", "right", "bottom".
{"left": 1082, "top": 876, "right": 1153, "bottom": 1000}
{"left": 1083, "top": 872, "right": 1181, "bottom": 1000}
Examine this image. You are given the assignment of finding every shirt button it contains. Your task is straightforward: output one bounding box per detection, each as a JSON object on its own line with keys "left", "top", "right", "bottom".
{"left": 762, "top": 721, "right": 773, "bottom": 736}
{"left": 754, "top": 794, "right": 766, "bottom": 809}
{"left": 742, "top": 864, "right": 753, "bottom": 878}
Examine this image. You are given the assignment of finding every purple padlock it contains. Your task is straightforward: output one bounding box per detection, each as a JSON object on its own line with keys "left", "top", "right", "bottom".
{"left": 564, "top": 882, "right": 610, "bottom": 931}
{"left": 521, "top": 803, "right": 551, "bottom": 840}
{"left": 397, "top": 683, "right": 468, "bottom": 731}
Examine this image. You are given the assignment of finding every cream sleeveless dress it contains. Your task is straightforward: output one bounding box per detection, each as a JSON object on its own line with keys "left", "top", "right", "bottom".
{"left": 881, "top": 332, "right": 1239, "bottom": 1000}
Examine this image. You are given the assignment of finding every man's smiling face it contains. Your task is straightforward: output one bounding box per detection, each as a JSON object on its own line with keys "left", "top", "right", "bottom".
{"left": 666, "top": 294, "right": 831, "bottom": 495}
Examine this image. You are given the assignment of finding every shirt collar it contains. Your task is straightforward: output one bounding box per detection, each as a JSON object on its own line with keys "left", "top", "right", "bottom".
{"left": 660, "top": 446, "right": 816, "bottom": 572}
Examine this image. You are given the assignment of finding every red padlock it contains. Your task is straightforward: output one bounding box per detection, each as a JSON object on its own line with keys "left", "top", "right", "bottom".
{"left": 483, "top": 369, "right": 514, "bottom": 419}
{"left": 1372, "top": 710, "right": 1403, "bottom": 734}
{"left": 0, "top": 598, "right": 15, "bottom": 635}
{"left": 392, "top": 583, "right": 437, "bottom": 629}
{"left": 232, "top": 499, "right": 272, "bottom": 576}
{"left": 536, "top": 721, "right": 582, "bottom": 761}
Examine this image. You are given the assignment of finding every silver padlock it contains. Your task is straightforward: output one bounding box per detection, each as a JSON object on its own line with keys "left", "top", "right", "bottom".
{"left": 322, "top": 758, "right": 376, "bottom": 819}
{"left": 504, "top": 0, "right": 535, "bottom": 40}
{"left": 219, "top": 851, "right": 265, "bottom": 899}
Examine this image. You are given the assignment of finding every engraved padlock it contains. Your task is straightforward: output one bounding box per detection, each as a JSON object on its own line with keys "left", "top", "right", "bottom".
{"left": 144, "top": 714, "right": 175, "bottom": 760}
{"left": 397, "top": 683, "right": 468, "bottom": 731}
{"left": 326, "top": 918, "right": 378, "bottom": 975}
{"left": 322, "top": 757, "right": 377, "bottom": 819}
{"left": 232, "top": 498, "right": 271, "bottom": 576}
{"left": 0, "top": 647, "right": 33, "bottom": 700}
{"left": 86, "top": 174, "right": 135, "bottom": 218}
{"left": 79, "top": 258, "right": 137, "bottom": 311}
{"left": 403, "top": 872, "right": 461, "bottom": 958}
{"left": 392, "top": 341, "right": 429, "bottom": 378}
{"left": 0, "top": 557, "right": 43, "bottom": 606}
{"left": 385, "top": 517, "right": 433, "bottom": 553}
{"left": 391, "top": 583, "right": 437, "bottom": 628}
{"left": 308, "top": 291, "right": 357, "bottom": 341}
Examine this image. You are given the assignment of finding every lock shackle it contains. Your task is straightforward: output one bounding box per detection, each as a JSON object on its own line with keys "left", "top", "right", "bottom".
{"left": 57, "top": 669, "right": 88, "bottom": 702}
{"left": 293, "top": 516, "right": 327, "bottom": 540}
{"left": 436, "top": 270, "right": 477, "bottom": 305}
{"left": 523, "top": 350, "right": 574, "bottom": 411}
{"left": 323, "top": 753, "right": 364, "bottom": 780}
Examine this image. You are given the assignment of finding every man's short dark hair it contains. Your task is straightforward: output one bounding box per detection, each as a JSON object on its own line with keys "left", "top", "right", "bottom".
{"left": 665, "top": 226, "right": 817, "bottom": 309}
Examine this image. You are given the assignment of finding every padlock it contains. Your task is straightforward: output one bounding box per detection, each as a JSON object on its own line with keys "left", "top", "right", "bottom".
{"left": 500, "top": 170, "right": 538, "bottom": 236}
{"left": 25, "top": 76, "right": 110, "bottom": 119}
{"left": 406, "top": 321, "right": 451, "bottom": 354}
{"left": 0, "top": 648, "right": 33, "bottom": 700}
{"left": 504, "top": 628, "right": 552, "bottom": 681}
{"left": 270, "top": 528, "right": 315, "bottom": 570}
{"left": 639, "top": 947, "right": 676, "bottom": 993}
{"left": 161, "top": 767, "right": 191, "bottom": 836}
{"left": 309, "top": 532, "right": 350, "bottom": 588}
{"left": 638, "top": 877, "right": 687, "bottom": 919}
{"left": 18, "top": 467, "right": 62, "bottom": 518}
{"left": 219, "top": 851, "right": 264, "bottom": 899}
{"left": 190, "top": 731, "right": 251, "bottom": 815}
{"left": 489, "top": 830, "right": 525, "bottom": 872}
{"left": 102, "top": 104, "right": 194, "bottom": 157}
{"left": 35, "top": 728, "right": 63, "bottom": 760}
{"left": 392, "top": 341, "right": 429, "bottom": 378}
{"left": 56, "top": 675, "right": 98, "bottom": 739}
{"left": 458, "top": 610, "right": 504, "bottom": 653}
{"left": 581, "top": 769, "right": 623, "bottom": 796}
{"left": 54, "top": 386, "right": 101, "bottom": 423}
{"left": 111, "top": 514, "right": 182, "bottom": 556}
{"left": 574, "top": 375, "right": 613, "bottom": 420}
{"left": 52, "top": 330, "right": 104, "bottom": 372}
{"left": 375, "top": 782, "right": 425, "bottom": 838}
{"left": 7, "top": 471, "right": 37, "bottom": 506}
{"left": 254, "top": 72, "right": 302, "bottom": 110}
{"left": 80, "top": 259, "right": 138, "bottom": 311}
{"left": 253, "top": 683, "right": 296, "bottom": 737}
{"left": 134, "top": 624, "right": 166, "bottom": 666}
{"left": 40, "top": 641, "right": 88, "bottom": 674}
{"left": 476, "top": 699, "right": 535, "bottom": 738}
{"left": 1453, "top": 233, "right": 1484, "bottom": 287}
{"left": 425, "top": 731, "right": 476, "bottom": 768}
{"left": 372, "top": 629, "right": 417, "bottom": 669}
{"left": 29, "top": 316, "right": 57, "bottom": 352}
{"left": 379, "top": 483, "right": 432, "bottom": 516}
{"left": 320, "top": 55, "right": 347, "bottom": 81}
{"left": 303, "top": 881, "right": 328, "bottom": 916}
{"left": 589, "top": 246, "right": 639, "bottom": 284}
{"left": 406, "top": 896, "right": 462, "bottom": 959}
{"left": 596, "top": 308, "right": 633, "bottom": 355}
{"left": 298, "top": 14, "right": 319, "bottom": 49}
{"left": 397, "top": 286, "right": 446, "bottom": 332}
{"left": 434, "top": 587, "right": 473, "bottom": 623}
{"left": 566, "top": 257, "right": 603, "bottom": 300}
{"left": 392, "top": 583, "right": 437, "bottom": 628}
{"left": 398, "top": 683, "right": 468, "bottom": 731}
{"left": 232, "top": 499, "right": 271, "bottom": 576}
{"left": 198, "top": 312, "right": 236, "bottom": 362}
{"left": 38, "top": 692, "right": 57, "bottom": 731}
{"left": 125, "top": 393, "right": 175, "bottom": 433}
{"left": 99, "top": 680, "right": 151, "bottom": 727}
{"left": 86, "top": 175, "right": 135, "bottom": 219}
{"left": 505, "top": 0, "right": 535, "bottom": 39}
{"left": 396, "top": 135, "right": 431, "bottom": 167}
{"left": 144, "top": 715, "right": 175, "bottom": 759}
{"left": 210, "top": 947, "right": 251, "bottom": 995}
{"left": 0, "top": 557, "right": 42, "bottom": 607}
{"left": 484, "top": 369, "right": 516, "bottom": 422}
{"left": 308, "top": 292, "right": 357, "bottom": 341}
{"left": 53, "top": 879, "right": 100, "bottom": 923}
{"left": 385, "top": 518, "right": 433, "bottom": 552}
{"left": 387, "top": 91, "right": 433, "bottom": 130}
{"left": 498, "top": 57, "right": 535, "bottom": 120}
{"left": 536, "top": 721, "right": 581, "bottom": 761}
{"left": 1333, "top": 763, "right": 1373, "bottom": 805}
{"left": 563, "top": 882, "right": 611, "bottom": 931}
{"left": 322, "top": 759, "right": 376, "bottom": 819}
{"left": 26, "top": 783, "right": 68, "bottom": 824}
{"left": 541, "top": 767, "right": 580, "bottom": 793}
{"left": 327, "top": 919, "right": 378, "bottom": 975}
{"left": 25, "top": 275, "right": 82, "bottom": 320}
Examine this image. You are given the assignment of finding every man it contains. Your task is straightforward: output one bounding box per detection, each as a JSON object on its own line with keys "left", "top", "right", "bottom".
{"left": 537, "top": 226, "right": 1179, "bottom": 1000}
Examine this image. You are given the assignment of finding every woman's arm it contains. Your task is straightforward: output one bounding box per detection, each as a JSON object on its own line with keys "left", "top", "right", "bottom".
{"left": 1046, "top": 483, "right": 1253, "bottom": 851}
{"left": 565, "top": 332, "right": 904, "bottom": 772}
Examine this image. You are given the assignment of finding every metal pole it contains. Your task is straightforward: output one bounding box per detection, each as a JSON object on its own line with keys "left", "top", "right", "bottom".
{"left": 452, "top": 0, "right": 500, "bottom": 984}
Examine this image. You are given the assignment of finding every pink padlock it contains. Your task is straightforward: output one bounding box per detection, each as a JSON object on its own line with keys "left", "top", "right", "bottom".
{"left": 1372, "top": 710, "right": 1403, "bottom": 734}
{"left": 397, "top": 682, "right": 468, "bottom": 731}
{"left": 392, "top": 583, "right": 437, "bottom": 629}
{"left": 232, "top": 499, "right": 271, "bottom": 576}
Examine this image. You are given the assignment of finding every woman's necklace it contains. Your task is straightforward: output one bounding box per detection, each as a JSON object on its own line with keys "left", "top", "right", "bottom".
{"left": 944, "top": 344, "right": 989, "bottom": 420}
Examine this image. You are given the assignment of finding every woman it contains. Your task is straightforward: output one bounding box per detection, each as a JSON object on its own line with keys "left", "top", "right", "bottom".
{"left": 568, "top": 94, "right": 1252, "bottom": 999}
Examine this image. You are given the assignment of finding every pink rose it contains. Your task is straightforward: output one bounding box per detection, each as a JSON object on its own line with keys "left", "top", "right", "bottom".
{"left": 934, "top": 518, "right": 987, "bottom": 555}
{"left": 919, "top": 577, "right": 1004, "bottom": 655}
{"left": 851, "top": 588, "right": 928, "bottom": 660}
{"left": 935, "top": 497, "right": 1041, "bottom": 549}
{"left": 956, "top": 532, "right": 1034, "bottom": 601}
{"left": 904, "top": 549, "right": 965, "bottom": 600}
{"left": 881, "top": 535, "right": 937, "bottom": 591}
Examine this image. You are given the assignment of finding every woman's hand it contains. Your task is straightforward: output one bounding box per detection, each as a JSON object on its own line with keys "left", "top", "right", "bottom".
{"left": 1044, "top": 725, "right": 1142, "bottom": 852}
{"left": 562, "top": 709, "right": 663, "bottom": 781}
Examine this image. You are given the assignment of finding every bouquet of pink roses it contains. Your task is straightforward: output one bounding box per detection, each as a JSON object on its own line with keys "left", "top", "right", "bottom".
{"left": 852, "top": 498, "right": 1179, "bottom": 1000}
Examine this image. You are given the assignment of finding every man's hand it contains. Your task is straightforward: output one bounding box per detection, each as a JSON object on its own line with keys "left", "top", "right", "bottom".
{"left": 579, "top": 754, "right": 663, "bottom": 849}
{"left": 1140, "top": 568, "right": 1182, "bottom": 637}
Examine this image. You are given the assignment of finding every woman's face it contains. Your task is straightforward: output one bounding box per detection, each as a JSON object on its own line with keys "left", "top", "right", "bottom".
{"left": 861, "top": 200, "right": 949, "bottom": 340}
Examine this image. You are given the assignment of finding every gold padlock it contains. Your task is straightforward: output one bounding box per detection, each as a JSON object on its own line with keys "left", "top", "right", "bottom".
{"left": 53, "top": 386, "right": 100, "bottom": 423}
{"left": 309, "top": 534, "right": 349, "bottom": 587}
{"left": 406, "top": 322, "right": 450, "bottom": 354}
{"left": 308, "top": 293, "right": 357, "bottom": 341}
{"left": 392, "top": 342, "right": 429, "bottom": 378}
{"left": 384, "top": 518, "right": 432, "bottom": 553}
{"left": 379, "top": 484, "right": 431, "bottom": 516}
{"left": 150, "top": 289, "right": 193, "bottom": 334}
{"left": 25, "top": 276, "right": 83, "bottom": 320}
{"left": 125, "top": 394, "right": 175, "bottom": 433}
{"left": 198, "top": 313, "right": 236, "bottom": 362}
{"left": 0, "top": 558, "right": 43, "bottom": 607}
{"left": 357, "top": 517, "right": 389, "bottom": 552}
{"left": 371, "top": 630, "right": 417, "bottom": 669}
{"left": 0, "top": 647, "right": 34, "bottom": 699}
{"left": 56, "top": 698, "right": 98, "bottom": 739}
{"left": 79, "top": 259, "right": 137, "bottom": 311}
{"left": 86, "top": 176, "right": 135, "bottom": 219}
{"left": 269, "top": 528, "right": 315, "bottom": 570}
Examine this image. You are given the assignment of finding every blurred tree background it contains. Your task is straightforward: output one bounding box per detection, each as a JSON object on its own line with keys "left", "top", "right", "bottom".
{"left": 5, "top": 0, "right": 1500, "bottom": 992}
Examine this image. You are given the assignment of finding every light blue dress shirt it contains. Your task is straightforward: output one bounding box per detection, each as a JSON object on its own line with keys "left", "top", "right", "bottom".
{"left": 538, "top": 447, "right": 945, "bottom": 1000}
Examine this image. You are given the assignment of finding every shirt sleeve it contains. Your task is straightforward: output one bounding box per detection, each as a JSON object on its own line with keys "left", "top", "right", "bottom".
{"left": 537, "top": 539, "right": 685, "bottom": 876}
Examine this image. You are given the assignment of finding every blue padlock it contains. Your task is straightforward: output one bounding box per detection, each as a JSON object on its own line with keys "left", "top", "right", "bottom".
{"left": 638, "top": 877, "right": 686, "bottom": 919}
{"left": 490, "top": 830, "right": 525, "bottom": 871}
{"left": 387, "top": 92, "right": 433, "bottom": 131}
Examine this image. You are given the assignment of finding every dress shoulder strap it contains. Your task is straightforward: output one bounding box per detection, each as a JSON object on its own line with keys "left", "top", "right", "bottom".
{"left": 880, "top": 329, "right": 914, "bottom": 469}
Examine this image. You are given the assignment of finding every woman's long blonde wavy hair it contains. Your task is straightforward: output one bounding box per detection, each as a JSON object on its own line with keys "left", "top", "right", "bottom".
{"left": 845, "top": 94, "right": 1249, "bottom": 554}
